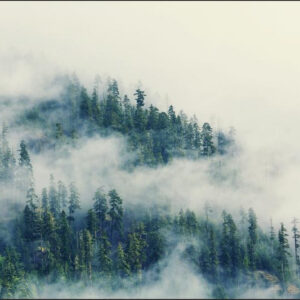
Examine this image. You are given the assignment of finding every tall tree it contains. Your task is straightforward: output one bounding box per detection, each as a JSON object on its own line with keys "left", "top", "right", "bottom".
{"left": 98, "top": 233, "right": 112, "bottom": 276}
{"left": 134, "top": 89, "right": 146, "bottom": 108}
{"left": 200, "top": 122, "right": 216, "bottom": 157}
{"left": 247, "top": 208, "right": 257, "bottom": 271}
{"left": 79, "top": 87, "right": 92, "bottom": 120}
{"left": 58, "top": 211, "right": 72, "bottom": 268}
{"left": 277, "top": 223, "right": 291, "bottom": 285}
{"left": 116, "top": 243, "right": 131, "bottom": 279}
{"left": 86, "top": 209, "right": 97, "bottom": 241}
{"left": 49, "top": 175, "right": 60, "bottom": 218}
{"left": 108, "top": 189, "right": 123, "bottom": 241}
{"left": 57, "top": 180, "right": 68, "bottom": 210}
{"left": 93, "top": 188, "right": 108, "bottom": 233}
{"left": 68, "top": 182, "right": 80, "bottom": 222}
{"left": 292, "top": 218, "right": 300, "bottom": 277}
{"left": 41, "top": 188, "right": 48, "bottom": 211}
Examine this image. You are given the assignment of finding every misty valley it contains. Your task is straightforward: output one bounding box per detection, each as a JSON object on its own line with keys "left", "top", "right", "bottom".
{"left": 0, "top": 76, "right": 300, "bottom": 299}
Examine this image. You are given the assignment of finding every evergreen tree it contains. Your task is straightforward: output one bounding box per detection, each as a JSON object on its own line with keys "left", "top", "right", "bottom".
{"left": 18, "top": 140, "right": 32, "bottom": 170}
{"left": 0, "top": 247, "right": 27, "bottom": 299}
{"left": 201, "top": 122, "right": 216, "bottom": 157}
{"left": 108, "top": 189, "right": 123, "bottom": 240}
{"left": 68, "top": 182, "right": 80, "bottom": 221}
{"left": 219, "top": 211, "right": 231, "bottom": 278}
{"left": 93, "top": 188, "right": 108, "bottom": 233}
{"left": 134, "top": 89, "right": 146, "bottom": 108}
{"left": 57, "top": 180, "right": 68, "bottom": 210}
{"left": 17, "top": 140, "right": 33, "bottom": 191}
{"left": 98, "top": 233, "right": 112, "bottom": 276}
{"left": 79, "top": 87, "right": 92, "bottom": 120}
{"left": 247, "top": 208, "right": 257, "bottom": 271}
{"left": 208, "top": 226, "right": 218, "bottom": 282}
{"left": 83, "top": 229, "right": 93, "bottom": 280}
{"left": 49, "top": 174, "right": 60, "bottom": 218}
{"left": 58, "top": 210, "right": 72, "bottom": 266}
{"left": 41, "top": 188, "right": 48, "bottom": 211}
{"left": 277, "top": 223, "right": 291, "bottom": 285}
{"left": 86, "top": 209, "right": 97, "bottom": 241}
{"left": 116, "top": 242, "right": 131, "bottom": 278}
{"left": 292, "top": 218, "right": 300, "bottom": 277}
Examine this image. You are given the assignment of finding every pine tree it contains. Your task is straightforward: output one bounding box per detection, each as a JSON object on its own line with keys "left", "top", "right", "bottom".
{"left": 58, "top": 211, "right": 72, "bottom": 266}
{"left": 201, "top": 122, "right": 216, "bottom": 157}
{"left": 247, "top": 208, "right": 257, "bottom": 271}
{"left": 270, "top": 218, "right": 276, "bottom": 256}
{"left": 134, "top": 89, "right": 147, "bottom": 131}
{"left": 18, "top": 140, "right": 32, "bottom": 170}
{"left": 219, "top": 211, "right": 231, "bottom": 278}
{"left": 0, "top": 247, "right": 26, "bottom": 298}
{"left": 122, "top": 95, "right": 134, "bottom": 132}
{"left": 57, "top": 180, "right": 68, "bottom": 210}
{"left": 108, "top": 189, "right": 123, "bottom": 241}
{"left": 277, "top": 223, "right": 291, "bottom": 285}
{"left": 17, "top": 140, "right": 33, "bottom": 191}
{"left": 41, "top": 188, "right": 48, "bottom": 211}
{"left": 104, "top": 80, "right": 122, "bottom": 130}
{"left": 208, "top": 226, "right": 218, "bottom": 282}
{"left": 86, "top": 209, "right": 97, "bottom": 241}
{"left": 227, "top": 213, "right": 241, "bottom": 278}
{"left": 83, "top": 229, "right": 93, "bottom": 280}
{"left": 134, "top": 89, "right": 146, "bottom": 108}
{"left": 91, "top": 87, "right": 101, "bottom": 125}
{"left": 79, "top": 87, "right": 92, "bottom": 120}
{"left": 147, "top": 105, "right": 159, "bottom": 130}
{"left": 93, "top": 188, "right": 108, "bottom": 233}
{"left": 49, "top": 174, "right": 60, "bottom": 218}
{"left": 116, "top": 242, "right": 131, "bottom": 278}
{"left": 98, "top": 233, "right": 112, "bottom": 276}
{"left": 292, "top": 218, "right": 300, "bottom": 277}
{"left": 68, "top": 182, "right": 80, "bottom": 222}
{"left": 126, "top": 231, "right": 146, "bottom": 281}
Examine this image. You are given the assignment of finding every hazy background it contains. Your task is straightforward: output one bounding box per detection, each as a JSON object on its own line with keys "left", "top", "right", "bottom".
{"left": 1, "top": 1, "right": 300, "bottom": 227}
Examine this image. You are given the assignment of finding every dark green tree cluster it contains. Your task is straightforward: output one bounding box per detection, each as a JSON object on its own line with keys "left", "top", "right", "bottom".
{"left": 19, "top": 77, "right": 235, "bottom": 167}
{"left": 1, "top": 184, "right": 300, "bottom": 299}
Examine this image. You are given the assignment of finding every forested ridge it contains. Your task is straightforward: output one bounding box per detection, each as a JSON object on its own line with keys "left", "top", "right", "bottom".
{"left": 0, "top": 77, "right": 300, "bottom": 299}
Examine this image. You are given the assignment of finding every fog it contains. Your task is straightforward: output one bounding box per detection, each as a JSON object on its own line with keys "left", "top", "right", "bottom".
{"left": 1, "top": 2, "right": 300, "bottom": 298}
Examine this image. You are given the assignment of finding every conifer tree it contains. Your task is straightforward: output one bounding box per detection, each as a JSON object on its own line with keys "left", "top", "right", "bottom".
{"left": 68, "top": 182, "right": 80, "bottom": 222}
{"left": 17, "top": 140, "right": 33, "bottom": 191}
{"left": 58, "top": 211, "right": 72, "bottom": 265}
{"left": 86, "top": 209, "right": 97, "bottom": 241}
{"left": 93, "top": 188, "right": 108, "bottom": 233}
{"left": 98, "top": 233, "right": 112, "bottom": 276}
{"left": 79, "top": 87, "right": 92, "bottom": 120}
{"left": 292, "top": 218, "right": 300, "bottom": 277}
{"left": 208, "top": 227, "right": 218, "bottom": 282}
{"left": 247, "top": 208, "right": 257, "bottom": 271}
{"left": 0, "top": 247, "right": 26, "bottom": 298}
{"left": 41, "top": 188, "right": 48, "bottom": 211}
{"left": 116, "top": 243, "right": 131, "bottom": 278}
{"left": 49, "top": 175, "right": 60, "bottom": 218}
{"left": 108, "top": 189, "right": 123, "bottom": 240}
{"left": 277, "top": 223, "right": 291, "bottom": 284}
{"left": 57, "top": 180, "right": 68, "bottom": 209}
{"left": 83, "top": 229, "right": 93, "bottom": 279}
{"left": 201, "top": 122, "right": 216, "bottom": 157}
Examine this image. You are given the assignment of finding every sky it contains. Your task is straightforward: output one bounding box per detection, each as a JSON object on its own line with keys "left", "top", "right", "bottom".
{"left": 1, "top": 1, "right": 300, "bottom": 226}
{"left": 1, "top": 2, "right": 300, "bottom": 147}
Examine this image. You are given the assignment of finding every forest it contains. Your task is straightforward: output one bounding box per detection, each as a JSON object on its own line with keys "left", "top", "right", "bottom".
{"left": 0, "top": 76, "right": 300, "bottom": 299}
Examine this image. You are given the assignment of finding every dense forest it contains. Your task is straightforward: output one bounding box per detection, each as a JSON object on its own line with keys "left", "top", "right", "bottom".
{"left": 0, "top": 76, "right": 300, "bottom": 299}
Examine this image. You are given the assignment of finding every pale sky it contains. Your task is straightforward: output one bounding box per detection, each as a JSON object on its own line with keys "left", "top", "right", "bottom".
{"left": 1, "top": 1, "right": 300, "bottom": 152}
